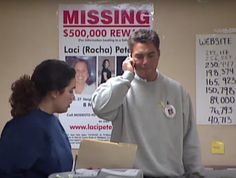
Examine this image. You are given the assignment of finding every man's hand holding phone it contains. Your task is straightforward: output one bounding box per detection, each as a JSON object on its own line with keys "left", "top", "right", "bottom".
{"left": 122, "top": 54, "right": 135, "bottom": 74}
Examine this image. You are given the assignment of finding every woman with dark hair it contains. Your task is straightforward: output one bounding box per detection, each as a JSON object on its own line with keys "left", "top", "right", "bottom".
{"left": 0, "top": 59, "right": 76, "bottom": 178}
{"left": 100, "top": 59, "right": 112, "bottom": 84}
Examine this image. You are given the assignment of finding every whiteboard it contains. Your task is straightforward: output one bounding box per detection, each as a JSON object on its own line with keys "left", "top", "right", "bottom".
{"left": 196, "top": 34, "right": 236, "bottom": 125}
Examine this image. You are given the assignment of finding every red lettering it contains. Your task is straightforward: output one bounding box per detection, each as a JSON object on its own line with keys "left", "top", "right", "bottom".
{"left": 63, "top": 9, "right": 150, "bottom": 25}
{"left": 87, "top": 10, "right": 99, "bottom": 24}
{"left": 81, "top": 10, "right": 86, "bottom": 24}
{"left": 101, "top": 10, "right": 113, "bottom": 24}
{"left": 121, "top": 10, "right": 134, "bottom": 24}
{"left": 136, "top": 10, "right": 149, "bottom": 24}
{"left": 63, "top": 10, "right": 78, "bottom": 24}
{"left": 114, "top": 10, "right": 119, "bottom": 24}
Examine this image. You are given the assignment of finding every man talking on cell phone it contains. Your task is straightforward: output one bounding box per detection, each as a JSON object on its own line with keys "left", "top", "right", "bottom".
{"left": 92, "top": 29, "right": 204, "bottom": 178}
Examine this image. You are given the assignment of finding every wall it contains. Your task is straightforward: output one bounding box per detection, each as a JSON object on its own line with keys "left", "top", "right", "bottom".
{"left": 0, "top": 0, "right": 236, "bottom": 166}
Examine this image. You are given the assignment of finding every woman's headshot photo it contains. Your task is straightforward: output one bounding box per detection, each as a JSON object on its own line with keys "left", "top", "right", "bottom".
{"left": 66, "top": 56, "right": 96, "bottom": 98}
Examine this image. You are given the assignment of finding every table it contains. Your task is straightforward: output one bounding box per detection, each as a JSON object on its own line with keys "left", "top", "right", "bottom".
{"left": 49, "top": 169, "right": 143, "bottom": 178}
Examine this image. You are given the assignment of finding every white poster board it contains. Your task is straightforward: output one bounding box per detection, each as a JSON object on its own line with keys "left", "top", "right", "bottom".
{"left": 58, "top": 3, "right": 154, "bottom": 148}
{"left": 196, "top": 34, "right": 236, "bottom": 125}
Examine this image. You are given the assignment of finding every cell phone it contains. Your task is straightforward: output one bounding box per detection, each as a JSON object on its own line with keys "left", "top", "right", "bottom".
{"left": 128, "top": 53, "right": 135, "bottom": 68}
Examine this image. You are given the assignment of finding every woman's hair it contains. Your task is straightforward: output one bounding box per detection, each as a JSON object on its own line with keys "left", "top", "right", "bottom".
{"left": 9, "top": 59, "right": 75, "bottom": 117}
{"left": 128, "top": 29, "right": 160, "bottom": 53}
{"left": 102, "top": 59, "right": 110, "bottom": 69}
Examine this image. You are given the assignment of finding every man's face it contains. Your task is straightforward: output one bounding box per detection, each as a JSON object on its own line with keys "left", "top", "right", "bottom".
{"left": 132, "top": 42, "right": 160, "bottom": 80}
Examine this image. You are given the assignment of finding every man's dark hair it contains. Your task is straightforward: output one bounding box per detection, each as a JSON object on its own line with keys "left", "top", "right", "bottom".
{"left": 128, "top": 29, "right": 160, "bottom": 53}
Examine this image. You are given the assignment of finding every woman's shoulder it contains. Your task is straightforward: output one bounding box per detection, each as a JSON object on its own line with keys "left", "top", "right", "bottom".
{"left": 2, "top": 109, "right": 53, "bottom": 136}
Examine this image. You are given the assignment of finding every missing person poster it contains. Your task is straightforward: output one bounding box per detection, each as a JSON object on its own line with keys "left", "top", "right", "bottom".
{"left": 58, "top": 3, "right": 154, "bottom": 148}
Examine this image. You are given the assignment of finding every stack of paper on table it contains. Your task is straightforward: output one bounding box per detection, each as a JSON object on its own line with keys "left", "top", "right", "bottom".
{"left": 49, "top": 169, "right": 143, "bottom": 178}
{"left": 76, "top": 139, "right": 137, "bottom": 169}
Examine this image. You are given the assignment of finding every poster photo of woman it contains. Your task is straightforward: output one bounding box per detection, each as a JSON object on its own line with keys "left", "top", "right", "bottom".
{"left": 98, "top": 56, "right": 115, "bottom": 85}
